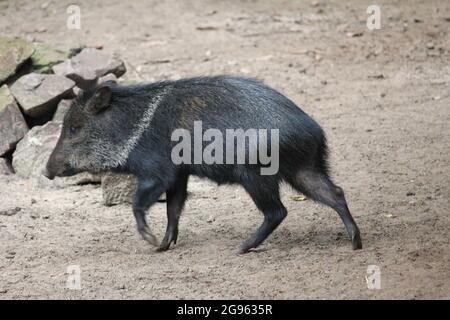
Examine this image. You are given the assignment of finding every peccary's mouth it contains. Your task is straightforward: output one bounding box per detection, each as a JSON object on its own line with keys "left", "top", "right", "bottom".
{"left": 43, "top": 166, "right": 78, "bottom": 180}
{"left": 58, "top": 167, "right": 79, "bottom": 178}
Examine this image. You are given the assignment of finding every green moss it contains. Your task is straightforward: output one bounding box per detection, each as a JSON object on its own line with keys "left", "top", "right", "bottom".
{"left": 31, "top": 44, "right": 70, "bottom": 73}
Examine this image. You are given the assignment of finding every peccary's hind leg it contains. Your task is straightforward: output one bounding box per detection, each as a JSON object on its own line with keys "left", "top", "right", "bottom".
{"left": 239, "top": 178, "right": 287, "bottom": 254}
{"left": 133, "top": 178, "right": 166, "bottom": 247}
{"left": 158, "top": 173, "right": 189, "bottom": 252}
{"left": 293, "top": 170, "right": 362, "bottom": 250}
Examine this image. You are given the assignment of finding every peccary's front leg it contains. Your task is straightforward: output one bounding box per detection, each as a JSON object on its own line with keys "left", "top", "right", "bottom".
{"left": 133, "top": 178, "right": 166, "bottom": 247}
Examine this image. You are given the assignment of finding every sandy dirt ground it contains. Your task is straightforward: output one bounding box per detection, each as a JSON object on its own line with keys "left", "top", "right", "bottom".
{"left": 0, "top": 0, "right": 449, "bottom": 299}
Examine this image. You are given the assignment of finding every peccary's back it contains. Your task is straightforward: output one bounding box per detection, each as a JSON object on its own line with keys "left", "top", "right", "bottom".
{"left": 152, "top": 77, "right": 326, "bottom": 162}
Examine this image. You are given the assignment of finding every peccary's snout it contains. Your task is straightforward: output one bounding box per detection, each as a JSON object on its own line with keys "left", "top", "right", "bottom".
{"left": 44, "top": 153, "right": 59, "bottom": 180}
{"left": 42, "top": 166, "right": 54, "bottom": 180}
{"left": 44, "top": 145, "right": 66, "bottom": 180}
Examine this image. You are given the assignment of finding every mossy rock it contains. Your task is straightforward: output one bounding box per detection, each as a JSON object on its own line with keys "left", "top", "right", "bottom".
{"left": 0, "top": 36, "right": 34, "bottom": 84}
{"left": 31, "top": 44, "right": 70, "bottom": 73}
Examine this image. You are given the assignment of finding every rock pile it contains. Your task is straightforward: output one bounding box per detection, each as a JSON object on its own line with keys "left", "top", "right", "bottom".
{"left": 0, "top": 85, "right": 29, "bottom": 156}
{"left": 0, "top": 36, "right": 136, "bottom": 205}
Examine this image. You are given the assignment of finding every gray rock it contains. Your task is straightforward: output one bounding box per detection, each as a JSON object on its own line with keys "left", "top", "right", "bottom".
{"left": 0, "top": 36, "right": 34, "bottom": 84}
{"left": 101, "top": 173, "right": 136, "bottom": 206}
{"left": 10, "top": 73, "right": 75, "bottom": 118}
{"left": 0, "top": 85, "right": 29, "bottom": 156}
{"left": 12, "top": 121, "right": 61, "bottom": 178}
{"left": 52, "top": 48, "right": 126, "bottom": 89}
{"left": 52, "top": 99, "right": 72, "bottom": 122}
{"left": 101, "top": 173, "right": 166, "bottom": 206}
{"left": 0, "top": 158, "right": 13, "bottom": 175}
{"left": 73, "top": 86, "right": 82, "bottom": 96}
{"left": 98, "top": 73, "right": 118, "bottom": 83}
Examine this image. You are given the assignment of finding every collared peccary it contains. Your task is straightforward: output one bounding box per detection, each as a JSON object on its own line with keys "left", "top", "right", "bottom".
{"left": 44, "top": 76, "right": 362, "bottom": 253}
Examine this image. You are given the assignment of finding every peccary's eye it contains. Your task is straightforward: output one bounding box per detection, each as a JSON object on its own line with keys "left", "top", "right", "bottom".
{"left": 69, "top": 126, "right": 77, "bottom": 137}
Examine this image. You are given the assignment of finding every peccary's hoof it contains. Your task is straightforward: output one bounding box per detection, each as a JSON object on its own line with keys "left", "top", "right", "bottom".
{"left": 352, "top": 233, "right": 362, "bottom": 250}
{"left": 237, "top": 249, "right": 248, "bottom": 255}
{"left": 157, "top": 238, "right": 172, "bottom": 252}
{"left": 238, "top": 244, "right": 253, "bottom": 254}
{"left": 138, "top": 227, "right": 159, "bottom": 247}
{"left": 157, "top": 228, "right": 178, "bottom": 252}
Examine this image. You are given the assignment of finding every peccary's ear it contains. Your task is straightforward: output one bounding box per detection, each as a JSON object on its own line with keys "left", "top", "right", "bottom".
{"left": 85, "top": 85, "right": 112, "bottom": 115}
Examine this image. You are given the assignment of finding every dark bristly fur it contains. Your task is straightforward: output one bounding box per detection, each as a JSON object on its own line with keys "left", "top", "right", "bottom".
{"left": 45, "top": 76, "right": 362, "bottom": 253}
